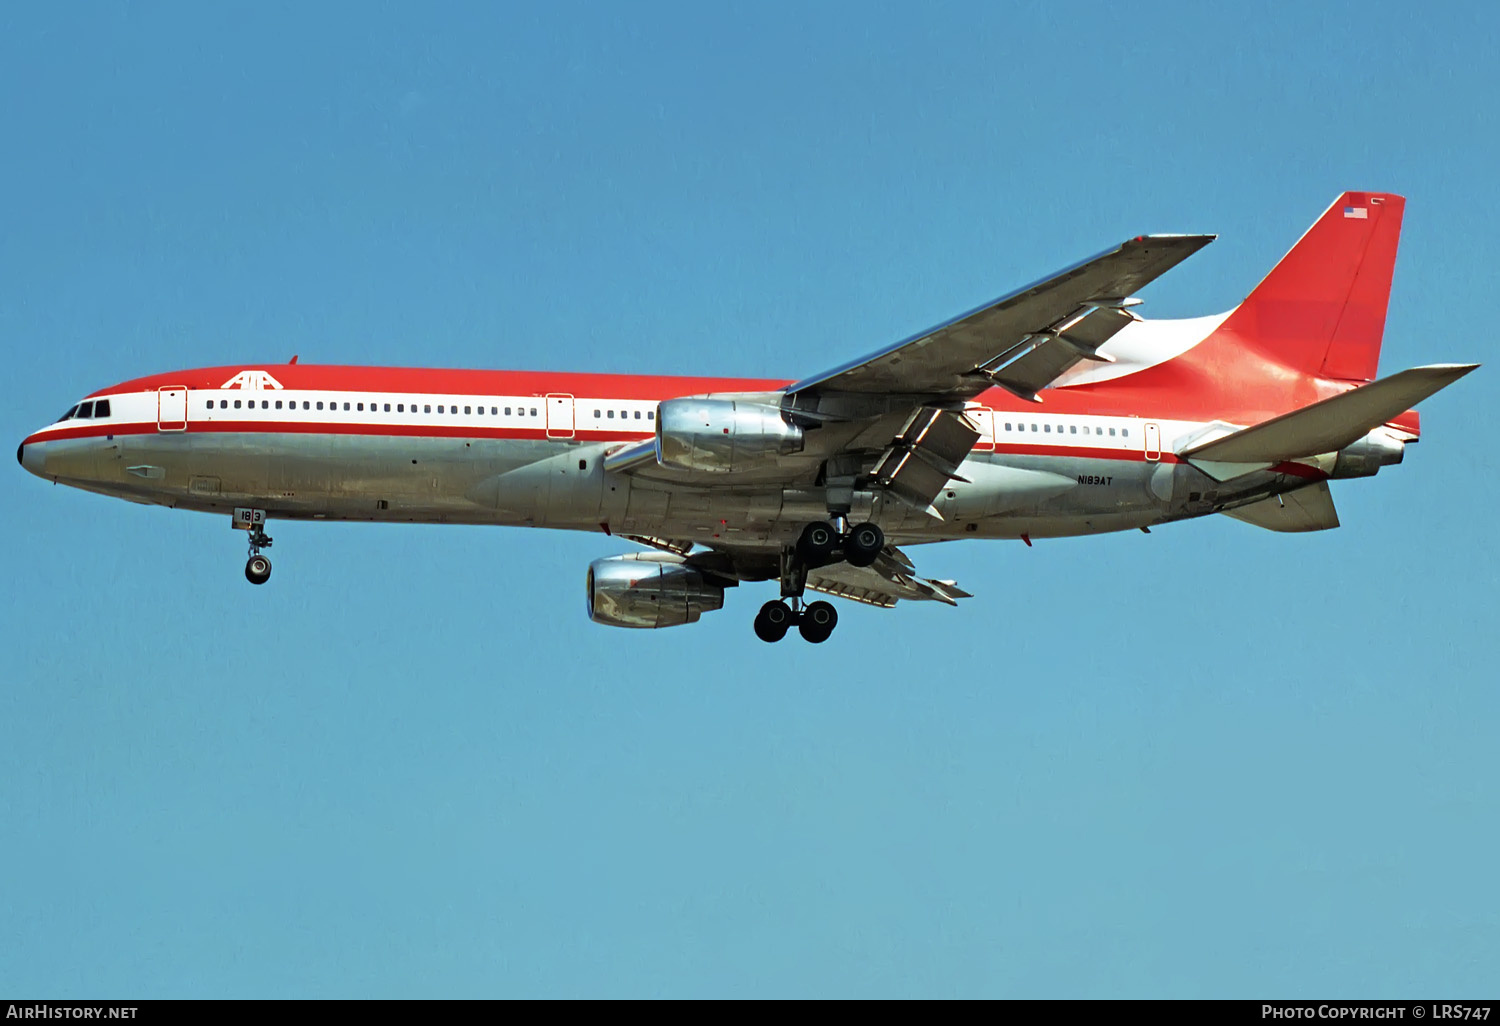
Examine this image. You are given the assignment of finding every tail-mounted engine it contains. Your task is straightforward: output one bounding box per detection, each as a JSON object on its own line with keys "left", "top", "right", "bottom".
{"left": 1331, "top": 428, "right": 1406, "bottom": 479}
{"left": 586, "top": 553, "right": 728, "bottom": 629}
{"left": 655, "top": 398, "right": 804, "bottom": 473}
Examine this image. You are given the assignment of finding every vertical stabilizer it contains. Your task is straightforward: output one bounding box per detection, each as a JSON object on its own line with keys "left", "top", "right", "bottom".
{"left": 1220, "top": 191, "right": 1404, "bottom": 382}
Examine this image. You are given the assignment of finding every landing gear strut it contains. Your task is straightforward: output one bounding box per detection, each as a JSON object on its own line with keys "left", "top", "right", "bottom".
{"left": 244, "top": 521, "right": 273, "bottom": 585}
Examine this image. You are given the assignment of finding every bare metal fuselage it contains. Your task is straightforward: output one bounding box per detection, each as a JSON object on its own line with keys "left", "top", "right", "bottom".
{"left": 31, "top": 414, "right": 1307, "bottom": 550}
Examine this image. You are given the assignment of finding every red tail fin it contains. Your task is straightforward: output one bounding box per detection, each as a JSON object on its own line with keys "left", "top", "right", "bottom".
{"left": 1221, "top": 191, "right": 1404, "bottom": 381}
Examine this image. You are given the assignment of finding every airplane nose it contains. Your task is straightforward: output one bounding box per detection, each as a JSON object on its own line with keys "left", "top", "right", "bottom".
{"left": 17, "top": 437, "right": 44, "bottom": 477}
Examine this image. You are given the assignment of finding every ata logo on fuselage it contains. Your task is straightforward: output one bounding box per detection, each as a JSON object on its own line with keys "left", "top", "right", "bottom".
{"left": 220, "top": 370, "right": 284, "bottom": 390}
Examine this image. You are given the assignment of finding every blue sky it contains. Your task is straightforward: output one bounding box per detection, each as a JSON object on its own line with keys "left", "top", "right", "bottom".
{"left": 2, "top": 2, "right": 1496, "bottom": 998}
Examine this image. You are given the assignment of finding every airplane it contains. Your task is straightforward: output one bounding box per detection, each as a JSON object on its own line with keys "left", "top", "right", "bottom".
{"left": 17, "top": 191, "right": 1477, "bottom": 643}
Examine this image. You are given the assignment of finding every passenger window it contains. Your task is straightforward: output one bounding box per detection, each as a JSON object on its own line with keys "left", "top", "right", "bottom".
{"left": 1122, "top": 429, "right": 1129, "bottom": 438}
{"left": 357, "top": 403, "right": 364, "bottom": 411}
{"left": 262, "top": 400, "right": 269, "bottom": 409}
{"left": 530, "top": 408, "right": 537, "bottom": 416}
{"left": 220, "top": 400, "right": 229, "bottom": 409}
{"left": 235, "top": 399, "right": 243, "bottom": 409}
{"left": 1030, "top": 423, "right": 1037, "bottom": 432}
{"left": 315, "top": 401, "right": 323, "bottom": 410}
{"left": 647, "top": 412, "right": 654, "bottom": 421}
{"left": 464, "top": 406, "right": 471, "bottom": 414}
{"left": 385, "top": 403, "right": 391, "bottom": 412}
{"left": 1043, "top": 424, "right": 1050, "bottom": 433}
{"left": 1069, "top": 425, "right": 1076, "bottom": 434}
{"left": 594, "top": 410, "right": 602, "bottom": 418}
{"left": 1096, "top": 427, "right": 1102, "bottom": 435}
{"left": 452, "top": 406, "right": 459, "bottom": 415}
{"left": 425, "top": 405, "right": 432, "bottom": 414}
{"left": 490, "top": 407, "right": 497, "bottom": 415}
{"left": 505, "top": 407, "right": 511, "bottom": 415}
{"left": 607, "top": 410, "right": 615, "bottom": 418}
{"left": 634, "top": 411, "right": 641, "bottom": 419}
{"left": 94, "top": 399, "right": 111, "bottom": 418}
{"left": 397, "top": 403, "right": 404, "bottom": 412}
{"left": 1004, "top": 422, "right": 1011, "bottom": 431}
{"left": 1108, "top": 428, "right": 1115, "bottom": 436}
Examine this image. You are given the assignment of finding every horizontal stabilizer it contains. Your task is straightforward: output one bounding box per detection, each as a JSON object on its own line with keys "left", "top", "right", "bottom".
{"left": 1183, "top": 364, "right": 1478, "bottom": 464}
{"left": 1222, "top": 482, "right": 1340, "bottom": 533}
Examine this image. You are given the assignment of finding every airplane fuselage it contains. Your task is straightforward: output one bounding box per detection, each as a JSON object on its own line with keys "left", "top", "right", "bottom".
{"left": 19, "top": 363, "right": 1338, "bottom": 551}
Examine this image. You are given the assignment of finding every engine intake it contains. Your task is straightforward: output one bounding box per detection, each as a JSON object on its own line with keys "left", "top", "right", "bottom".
{"left": 656, "top": 398, "right": 803, "bottom": 473}
{"left": 586, "top": 554, "right": 727, "bottom": 629}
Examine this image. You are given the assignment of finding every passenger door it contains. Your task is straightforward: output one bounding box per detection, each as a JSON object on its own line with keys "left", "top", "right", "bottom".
{"left": 157, "top": 386, "right": 188, "bottom": 432}
{"left": 968, "top": 406, "right": 994, "bottom": 452}
{"left": 546, "top": 393, "right": 575, "bottom": 439}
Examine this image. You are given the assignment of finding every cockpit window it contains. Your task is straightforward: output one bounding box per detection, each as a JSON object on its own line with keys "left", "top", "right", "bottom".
{"left": 76, "top": 401, "right": 94, "bottom": 419}
{"left": 57, "top": 405, "right": 78, "bottom": 422}
{"left": 93, "top": 399, "right": 111, "bottom": 418}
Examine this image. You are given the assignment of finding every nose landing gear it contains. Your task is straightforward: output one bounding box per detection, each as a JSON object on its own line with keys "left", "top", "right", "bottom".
{"left": 242, "top": 519, "right": 273, "bottom": 585}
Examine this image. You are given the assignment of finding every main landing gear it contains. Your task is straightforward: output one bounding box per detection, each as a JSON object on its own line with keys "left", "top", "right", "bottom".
{"left": 753, "top": 519, "right": 883, "bottom": 643}
{"left": 244, "top": 522, "right": 273, "bottom": 585}
{"left": 795, "top": 519, "right": 884, "bottom": 569}
{"left": 754, "top": 598, "right": 838, "bottom": 644}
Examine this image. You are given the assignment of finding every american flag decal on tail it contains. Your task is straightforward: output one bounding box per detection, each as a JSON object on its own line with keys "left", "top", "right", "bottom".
{"left": 1343, "top": 206, "right": 1368, "bottom": 219}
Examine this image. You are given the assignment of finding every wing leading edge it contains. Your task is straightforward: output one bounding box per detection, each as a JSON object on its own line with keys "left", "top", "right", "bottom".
{"left": 784, "top": 233, "right": 1214, "bottom": 400}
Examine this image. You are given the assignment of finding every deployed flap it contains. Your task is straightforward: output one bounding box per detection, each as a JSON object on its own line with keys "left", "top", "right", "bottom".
{"left": 807, "top": 547, "right": 972, "bottom": 607}
{"left": 785, "top": 234, "right": 1214, "bottom": 399}
{"left": 1183, "top": 364, "right": 1478, "bottom": 464}
{"left": 869, "top": 407, "right": 980, "bottom": 512}
{"left": 1222, "top": 483, "right": 1340, "bottom": 533}
{"left": 983, "top": 304, "right": 1136, "bottom": 401}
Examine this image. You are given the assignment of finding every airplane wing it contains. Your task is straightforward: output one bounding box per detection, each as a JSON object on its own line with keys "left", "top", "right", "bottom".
{"left": 806, "top": 547, "right": 972, "bottom": 607}
{"left": 784, "top": 234, "right": 1215, "bottom": 402}
{"left": 669, "top": 540, "right": 970, "bottom": 608}
{"left": 608, "top": 233, "right": 1213, "bottom": 517}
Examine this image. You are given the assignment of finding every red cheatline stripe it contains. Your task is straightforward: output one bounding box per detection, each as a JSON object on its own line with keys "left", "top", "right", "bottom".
{"left": 21, "top": 420, "right": 1330, "bottom": 480}
{"left": 991, "top": 441, "right": 1178, "bottom": 464}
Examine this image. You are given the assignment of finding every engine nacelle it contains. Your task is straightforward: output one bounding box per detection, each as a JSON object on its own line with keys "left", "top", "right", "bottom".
{"left": 655, "top": 398, "right": 804, "bottom": 473}
{"left": 586, "top": 554, "right": 727, "bottom": 629}
{"left": 1332, "top": 428, "right": 1406, "bottom": 479}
